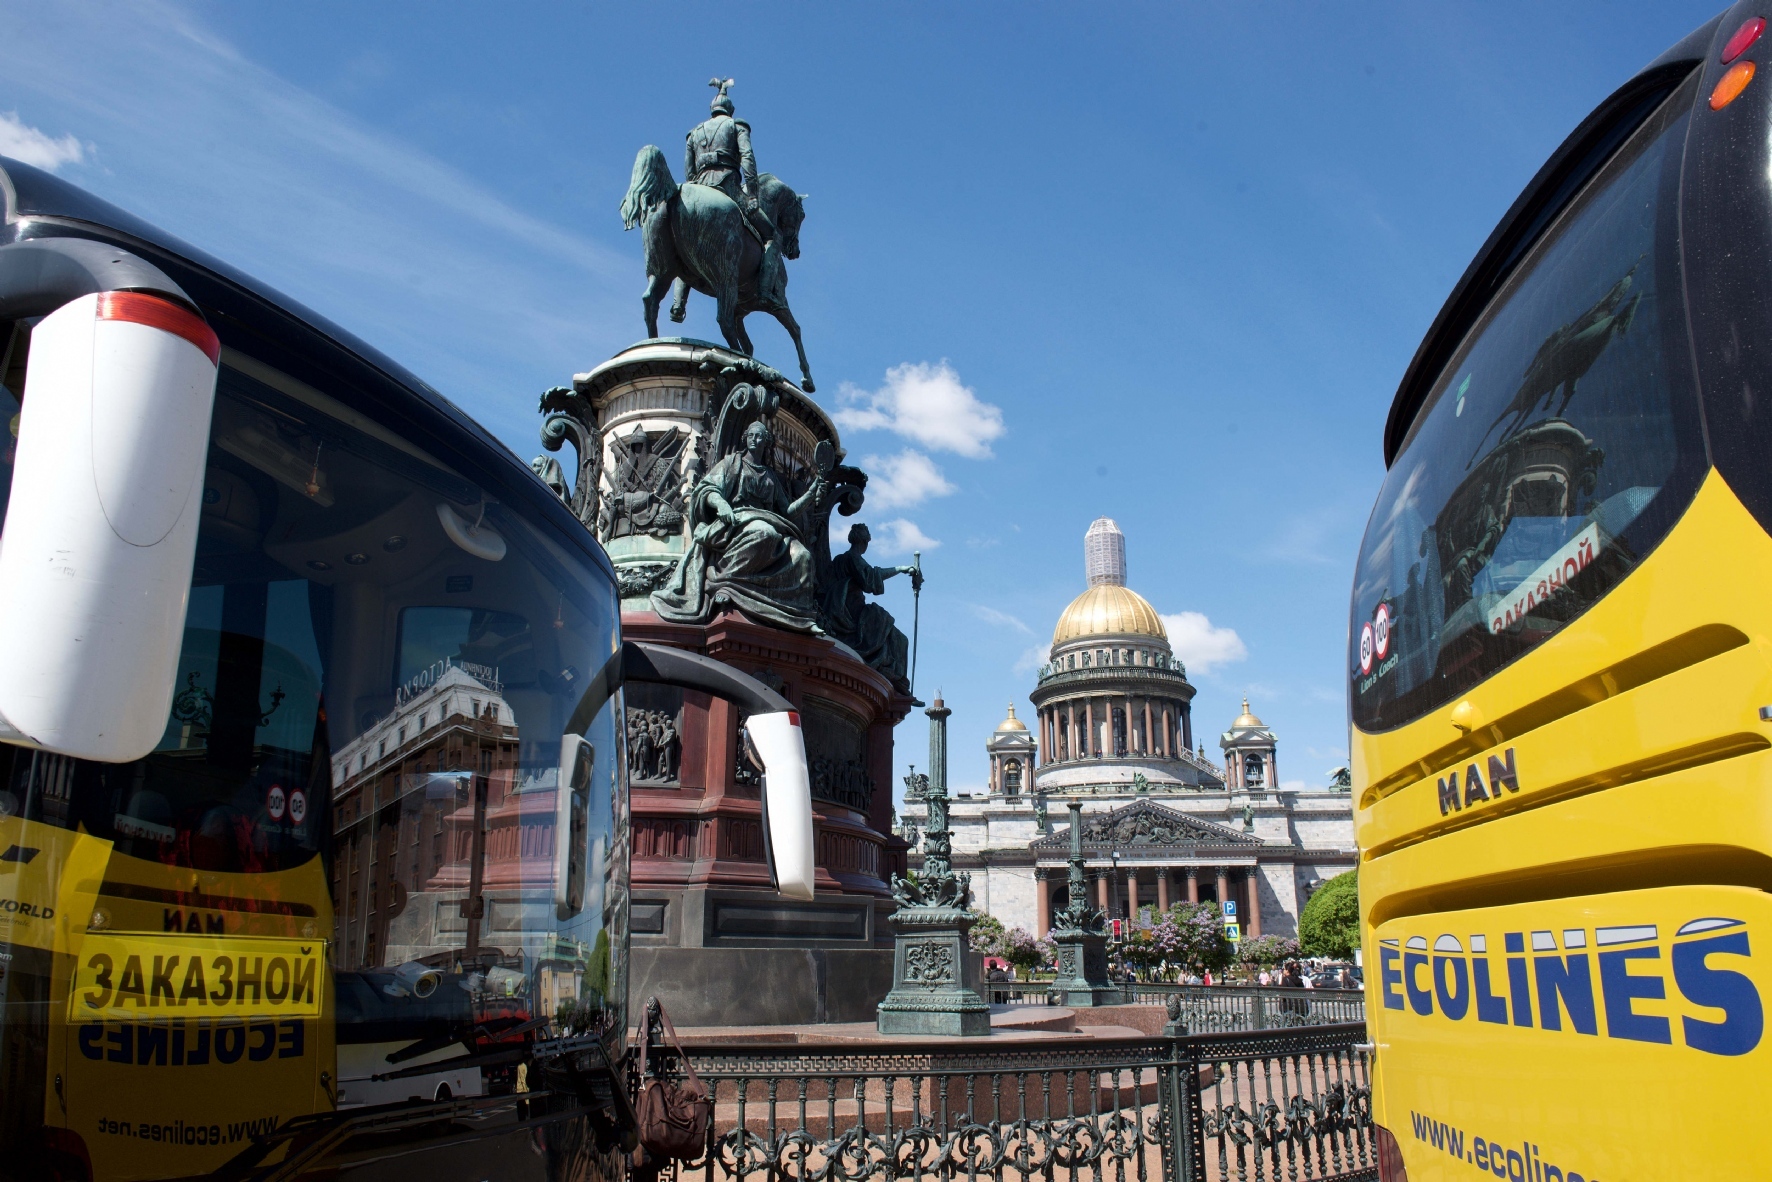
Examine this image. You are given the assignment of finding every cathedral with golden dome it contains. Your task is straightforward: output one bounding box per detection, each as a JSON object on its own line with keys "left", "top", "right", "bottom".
{"left": 901, "top": 518, "right": 1355, "bottom": 942}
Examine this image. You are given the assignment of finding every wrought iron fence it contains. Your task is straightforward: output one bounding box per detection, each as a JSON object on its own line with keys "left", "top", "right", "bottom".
{"left": 976, "top": 984, "right": 1364, "bottom": 1031}
{"left": 1123, "top": 985, "right": 1365, "bottom": 1032}
{"left": 632, "top": 1020, "right": 1373, "bottom": 1182}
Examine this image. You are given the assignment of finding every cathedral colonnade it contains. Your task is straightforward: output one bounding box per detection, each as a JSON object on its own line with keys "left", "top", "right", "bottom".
{"left": 1033, "top": 861, "right": 1265, "bottom": 939}
{"left": 1034, "top": 691, "right": 1196, "bottom": 764}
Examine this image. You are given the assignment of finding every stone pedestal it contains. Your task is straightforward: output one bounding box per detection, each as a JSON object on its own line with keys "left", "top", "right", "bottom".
{"left": 541, "top": 339, "right": 917, "bottom": 1027}
{"left": 1047, "top": 926, "right": 1122, "bottom": 1008}
{"left": 876, "top": 906, "right": 990, "bottom": 1036}
{"left": 877, "top": 698, "right": 989, "bottom": 1036}
{"left": 1043, "top": 799, "right": 1123, "bottom": 1007}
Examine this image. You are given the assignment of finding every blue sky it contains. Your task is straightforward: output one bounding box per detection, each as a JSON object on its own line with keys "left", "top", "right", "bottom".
{"left": 0, "top": 1, "right": 1722, "bottom": 796}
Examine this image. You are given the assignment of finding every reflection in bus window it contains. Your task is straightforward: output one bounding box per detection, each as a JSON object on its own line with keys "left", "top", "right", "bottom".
{"left": 1350, "top": 76, "right": 1707, "bottom": 731}
{"left": 0, "top": 353, "right": 624, "bottom": 1176}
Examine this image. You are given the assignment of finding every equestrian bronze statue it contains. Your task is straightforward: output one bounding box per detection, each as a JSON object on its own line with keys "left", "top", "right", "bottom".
{"left": 620, "top": 79, "right": 815, "bottom": 392}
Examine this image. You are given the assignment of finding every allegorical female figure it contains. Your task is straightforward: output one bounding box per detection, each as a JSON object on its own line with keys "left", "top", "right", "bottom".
{"left": 652, "top": 418, "right": 825, "bottom": 631}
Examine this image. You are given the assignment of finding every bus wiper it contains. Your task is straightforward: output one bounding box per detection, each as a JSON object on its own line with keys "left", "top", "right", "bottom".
{"left": 384, "top": 1014, "right": 549, "bottom": 1063}
{"left": 200, "top": 1089, "right": 582, "bottom": 1182}
{"left": 372, "top": 1044, "right": 529, "bottom": 1081}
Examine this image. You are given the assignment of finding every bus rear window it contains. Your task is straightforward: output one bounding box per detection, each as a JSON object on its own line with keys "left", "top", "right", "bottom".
{"left": 1350, "top": 74, "right": 1707, "bottom": 732}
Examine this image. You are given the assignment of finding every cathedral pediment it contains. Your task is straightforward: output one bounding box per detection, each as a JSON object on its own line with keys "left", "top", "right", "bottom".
{"left": 1030, "top": 798, "right": 1263, "bottom": 851}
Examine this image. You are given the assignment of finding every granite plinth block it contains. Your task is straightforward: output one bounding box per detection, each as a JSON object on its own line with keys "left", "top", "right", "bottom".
{"left": 1046, "top": 927, "right": 1123, "bottom": 1008}
{"left": 876, "top": 906, "right": 990, "bottom": 1036}
{"left": 629, "top": 946, "right": 893, "bottom": 1026}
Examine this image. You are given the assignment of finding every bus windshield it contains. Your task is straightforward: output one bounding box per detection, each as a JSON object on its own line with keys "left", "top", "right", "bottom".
{"left": 1350, "top": 73, "right": 1708, "bottom": 732}
{"left": 0, "top": 347, "right": 626, "bottom": 1178}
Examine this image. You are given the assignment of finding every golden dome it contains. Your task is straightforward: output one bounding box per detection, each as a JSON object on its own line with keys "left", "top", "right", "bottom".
{"left": 995, "top": 704, "right": 1029, "bottom": 733}
{"left": 1052, "top": 583, "right": 1167, "bottom": 645}
{"left": 1232, "top": 697, "right": 1264, "bottom": 728}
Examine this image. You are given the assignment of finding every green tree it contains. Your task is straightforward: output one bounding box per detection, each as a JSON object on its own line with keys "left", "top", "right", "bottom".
{"left": 1298, "top": 871, "right": 1360, "bottom": 959}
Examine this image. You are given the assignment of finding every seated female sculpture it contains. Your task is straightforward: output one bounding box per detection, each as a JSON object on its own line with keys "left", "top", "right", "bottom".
{"left": 651, "top": 418, "right": 826, "bottom": 631}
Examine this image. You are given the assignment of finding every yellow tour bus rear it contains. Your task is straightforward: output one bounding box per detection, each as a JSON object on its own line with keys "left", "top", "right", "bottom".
{"left": 1351, "top": 6, "right": 1772, "bottom": 1179}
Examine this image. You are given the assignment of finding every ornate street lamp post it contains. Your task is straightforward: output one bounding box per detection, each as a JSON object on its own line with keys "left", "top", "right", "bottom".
{"left": 877, "top": 697, "right": 991, "bottom": 1035}
{"left": 1047, "top": 799, "right": 1123, "bottom": 1007}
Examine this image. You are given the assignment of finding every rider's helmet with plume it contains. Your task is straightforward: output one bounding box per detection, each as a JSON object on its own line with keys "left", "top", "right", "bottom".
{"left": 709, "top": 77, "right": 735, "bottom": 116}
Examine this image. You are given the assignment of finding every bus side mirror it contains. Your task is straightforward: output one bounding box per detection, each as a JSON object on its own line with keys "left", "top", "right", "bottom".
{"left": 560, "top": 641, "right": 818, "bottom": 910}
{"left": 744, "top": 711, "right": 816, "bottom": 901}
{"left": 0, "top": 291, "right": 220, "bottom": 762}
{"left": 555, "top": 734, "right": 601, "bottom": 920}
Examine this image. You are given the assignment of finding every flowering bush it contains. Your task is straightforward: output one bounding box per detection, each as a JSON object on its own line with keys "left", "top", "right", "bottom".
{"left": 1159, "top": 902, "right": 1234, "bottom": 977}
{"left": 1237, "top": 934, "right": 1301, "bottom": 968}
{"left": 1002, "top": 926, "right": 1045, "bottom": 979}
{"left": 969, "top": 910, "right": 1010, "bottom": 959}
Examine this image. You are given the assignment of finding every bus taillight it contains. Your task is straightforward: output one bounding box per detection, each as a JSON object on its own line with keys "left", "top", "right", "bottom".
{"left": 42, "top": 1127, "right": 93, "bottom": 1182}
{"left": 1374, "top": 1124, "right": 1409, "bottom": 1182}
{"left": 1723, "top": 16, "right": 1765, "bottom": 63}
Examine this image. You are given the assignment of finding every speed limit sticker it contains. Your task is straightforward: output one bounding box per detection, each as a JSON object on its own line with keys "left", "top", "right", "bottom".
{"left": 1373, "top": 602, "right": 1392, "bottom": 660}
{"left": 1358, "top": 621, "right": 1375, "bottom": 675}
{"left": 288, "top": 788, "right": 307, "bottom": 827}
{"left": 266, "top": 784, "right": 287, "bottom": 821}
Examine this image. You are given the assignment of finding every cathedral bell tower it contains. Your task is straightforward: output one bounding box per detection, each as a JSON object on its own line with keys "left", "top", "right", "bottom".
{"left": 1219, "top": 699, "right": 1278, "bottom": 790}
{"left": 986, "top": 705, "right": 1036, "bottom": 797}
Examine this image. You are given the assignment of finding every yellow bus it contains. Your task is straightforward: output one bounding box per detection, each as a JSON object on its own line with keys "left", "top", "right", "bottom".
{"left": 1352, "top": 7, "right": 1772, "bottom": 1179}
{"left": 0, "top": 156, "right": 814, "bottom": 1181}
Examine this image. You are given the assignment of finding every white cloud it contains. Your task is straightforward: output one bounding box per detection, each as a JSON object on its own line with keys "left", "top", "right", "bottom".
{"left": 0, "top": 111, "right": 86, "bottom": 171}
{"left": 874, "top": 519, "right": 939, "bottom": 555}
{"left": 971, "top": 605, "right": 1031, "bottom": 634}
{"left": 1013, "top": 643, "right": 1051, "bottom": 674}
{"left": 862, "top": 448, "right": 956, "bottom": 511}
{"left": 0, "top": 0, "right": 631, "bottom": 449}
{"left": 1160, "top": 611, "right": 1248, "bottom": 675}
{"left": 835, "top": 361, "right": 1005, "bottom": 458}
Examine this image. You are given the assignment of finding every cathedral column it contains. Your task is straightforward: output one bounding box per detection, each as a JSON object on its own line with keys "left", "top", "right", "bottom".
{"left": 1095, "top": 869, "right": 1110, "bottom": 912}
{"left": 1185, "top": 866, "right": 1199, "bottom": 904}
{"left": 1182, "top": 702, "right": 1193, "bottom": 753}
{"left": 1216, "top": 867, "right": 1229, "bottom": 908}
{"left": 1126, "top": 869, "right": 1139, "bottom": 921}
{"left": 1157, "top": 867, "right": 1170, "bottom": 911}
{"left": 1035, "top": 869, "right": 1052, "bottom": 938}
{"left": 1083, "top": 700, "right": 1094, "bottom": 758}
{"left": 1067, "top": 702, "right": 1077, "bottom": 761}
{"left": 1246, "top": 868, "right": 1262, "bottom": 938}
{"left": 1143, "top": 699, "right": 1154, "bottom": 755}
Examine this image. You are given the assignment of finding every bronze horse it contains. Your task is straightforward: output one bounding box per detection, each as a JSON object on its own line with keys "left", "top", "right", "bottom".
{"left": 1466, "top": 264, "right": 1641, "bottom": 464}
{"left": 620, "top": 145, "right": 814, "bottom": 392}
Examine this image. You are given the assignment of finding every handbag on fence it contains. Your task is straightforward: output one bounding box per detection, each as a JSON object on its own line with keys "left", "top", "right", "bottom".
{"left": 632, "top": 997, "right": 710, "bottom": 1167}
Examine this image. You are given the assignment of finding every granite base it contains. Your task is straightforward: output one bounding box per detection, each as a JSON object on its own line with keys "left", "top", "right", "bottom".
{"left": 629, "top": 946, "right": 894, "bottom": 1026}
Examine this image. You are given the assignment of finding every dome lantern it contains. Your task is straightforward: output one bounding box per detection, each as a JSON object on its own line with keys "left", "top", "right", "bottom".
{"left": 1084, "top": 517, "right": 1126, "bottom": 587}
